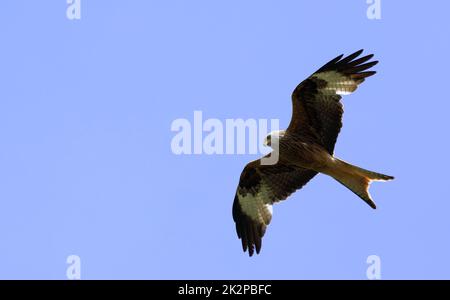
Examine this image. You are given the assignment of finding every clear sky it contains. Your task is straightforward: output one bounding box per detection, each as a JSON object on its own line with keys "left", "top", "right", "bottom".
{"left": 0, "top": 1, "right": 449, "bottom": 279}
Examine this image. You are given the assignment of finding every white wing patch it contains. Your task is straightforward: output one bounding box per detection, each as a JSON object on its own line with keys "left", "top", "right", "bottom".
{"left": 238, "top": 183, "right": 273, "bottom": 226}
{"left": 314, "top": 71, "right": 359, "bottom": 96}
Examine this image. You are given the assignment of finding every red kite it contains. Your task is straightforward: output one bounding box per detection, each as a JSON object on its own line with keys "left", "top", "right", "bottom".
{"left": 232, "top": 50, "right": 394, "bottom": 256}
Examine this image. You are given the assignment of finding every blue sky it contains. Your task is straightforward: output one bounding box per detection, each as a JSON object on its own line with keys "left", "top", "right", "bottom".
{"left": 0, "top": 1, "right": 449, "bottom": 279}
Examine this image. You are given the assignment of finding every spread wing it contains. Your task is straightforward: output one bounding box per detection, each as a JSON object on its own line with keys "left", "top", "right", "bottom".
{"left": 287, "top": 49, "right": 378, "bottom": 154}
{"left": 232, "top": 159, "right": 317, "bottom": 256}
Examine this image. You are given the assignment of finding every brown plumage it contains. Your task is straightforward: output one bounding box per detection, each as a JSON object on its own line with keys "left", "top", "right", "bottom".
{"left": 232, "top": 50, "right": 394, "bottom": 257}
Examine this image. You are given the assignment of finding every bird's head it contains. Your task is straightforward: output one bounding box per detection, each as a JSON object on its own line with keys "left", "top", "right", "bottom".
{"left": 263, "top": 130, "right": 286, "bottom": 148}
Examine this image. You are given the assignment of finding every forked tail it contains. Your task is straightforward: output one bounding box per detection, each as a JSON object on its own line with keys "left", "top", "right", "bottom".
{"left": 330, "top": 158, "right": 394, "bottom": 209}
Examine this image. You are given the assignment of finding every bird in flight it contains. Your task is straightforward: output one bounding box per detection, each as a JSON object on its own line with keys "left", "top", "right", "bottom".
{"left": 232, "top": 49, "right": 394, "bottom": 257}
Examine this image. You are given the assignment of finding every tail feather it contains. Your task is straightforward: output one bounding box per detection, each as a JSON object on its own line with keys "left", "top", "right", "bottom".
{"left": 330, "top": 159, "right": 394, "bottom": 209}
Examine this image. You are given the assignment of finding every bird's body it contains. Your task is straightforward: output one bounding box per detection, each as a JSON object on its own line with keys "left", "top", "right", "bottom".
{"left": 232, "top": 50, "right": 394, "bottom": 256}
{"left": 276, "top": 132, "right": 334, "bottom": 171}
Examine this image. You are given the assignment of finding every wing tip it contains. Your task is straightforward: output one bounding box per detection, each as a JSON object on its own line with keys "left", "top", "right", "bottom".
{"left": 351, "top": 70, "right": 377, "bottom": 80}
{"left": 354, "top": 49, "right": 365, "bottom": 56}
{"left": 233, "top": 193, "right": 266, "bottom": 258}
{"left": 316, "top": 49, "right": 379, "bottom": 75}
